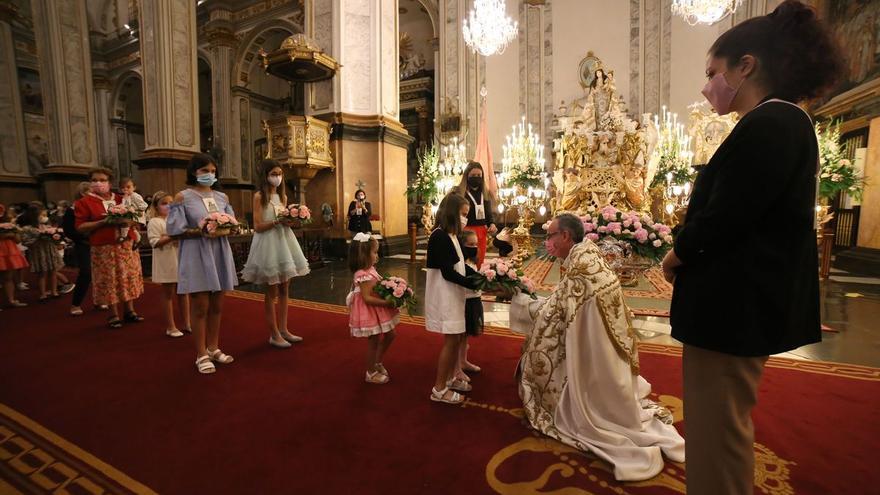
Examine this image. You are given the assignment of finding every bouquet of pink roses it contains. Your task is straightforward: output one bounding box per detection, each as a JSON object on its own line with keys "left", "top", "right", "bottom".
{"left": 199, "top": 212, "right": 239, "bottom": 237}
{"left": 580, "top": 205, "right": 674, "bottom": 262}
{"left": 469, "top": 259, "right": 538, "bottom": 299}
{"left": 0, "top": 222, "right": 21, "bottom": 235}
{"left": 280, "top": 203, "right": 312, "bottom": 227}
{"left": 37, "top": 225, "right": 66, "bottom": 246}
{"left": 374, "top": 275, "right": 417, "bottom": 313}
{"left": 105, "top": 203, "right": 139, "bottom": 224}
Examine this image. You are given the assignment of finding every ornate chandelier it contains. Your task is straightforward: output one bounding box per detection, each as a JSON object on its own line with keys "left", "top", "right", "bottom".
{"left": 462, "top": 0, "right": 518, "bottom": 57}
{"left": 671, "top": 0, "right": 742, "bottom": 26}
{"left": 438, "top": 137, "right": 468, "bottom": 196}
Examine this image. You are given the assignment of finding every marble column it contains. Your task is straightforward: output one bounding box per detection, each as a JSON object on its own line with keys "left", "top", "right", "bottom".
{"left": 92, "top": 73, "right": 115, "bottom": 175}
{"left": 519, "top": 0, "right": 553, "bottom": 147}
{"left": 133, "top": 0, "right": 199, "bottom": 194}
{"left": 205, "top": 8, "right": 238, "bottom": 180}
{"left": 30, "top": 0, "right": 99, "bottom": 201}
{"left": 304, "top": 0, "right": 413, "bottom": 246}
{"left": 438, "top": 0, "right": 482, "bottom": 153}
{"left": 0, "top": 1, "right": 35, "bottom": 202}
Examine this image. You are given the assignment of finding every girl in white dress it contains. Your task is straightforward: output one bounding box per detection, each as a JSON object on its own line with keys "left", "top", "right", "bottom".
{"left": 241, "top": 159, "right": 310, "bottom": 348}
{"left": 425, "top": 193, "right": 480, "bottom": 405}
{"left": 147, "top": 192, "right": 190, "bottom": 338}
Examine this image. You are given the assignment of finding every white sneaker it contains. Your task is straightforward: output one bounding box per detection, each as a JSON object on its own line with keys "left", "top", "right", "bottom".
{"left": 17, "top": 282, "right": 29, "bottom": 290}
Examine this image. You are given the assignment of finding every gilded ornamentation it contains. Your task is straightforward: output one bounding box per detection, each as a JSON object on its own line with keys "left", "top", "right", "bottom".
{"left": 686, "top": 100, "right": 737, "bottom": 165}
{"left": 552, "top": 53, "right": 655, "bottom": 214}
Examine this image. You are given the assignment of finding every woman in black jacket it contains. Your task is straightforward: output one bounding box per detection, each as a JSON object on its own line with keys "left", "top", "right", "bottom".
{"left": 661, "top": 2, "right": 843, "bottom": 493}
{"left": 347, "top": 189, "right": 372, "bottom": 235}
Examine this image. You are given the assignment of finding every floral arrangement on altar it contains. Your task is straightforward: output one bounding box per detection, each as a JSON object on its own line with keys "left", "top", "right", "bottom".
{"left": 469, "top": 259, "right": 538, "bottom": 299}
{"left": 581, "top": 205, "right": 673, "bottom": 263}
{"left": 105, "top": 204, "right": 139, "bottom": 223}
{"left": 817, "top": 121, "right": 866, "bottom": 202}
{"left": 200, "top": 212, "right": 239, "bottom": 236}
{"left": 277, "top": 203, "right": 312, "bottom": 226}
{"left": 374, "top": 275, "right": 417, "bottom": 313}
{"left": 405, "top": 145, "right": 441, "bottom": 205}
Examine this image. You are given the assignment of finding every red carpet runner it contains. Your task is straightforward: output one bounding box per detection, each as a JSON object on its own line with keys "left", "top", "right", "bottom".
{"left": 0, "top": 284, "right": 878, "bottom": 494}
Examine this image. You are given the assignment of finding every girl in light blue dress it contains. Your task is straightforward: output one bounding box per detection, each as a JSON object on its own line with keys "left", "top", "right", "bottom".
{"left": 167, "top": 153, "right": 238, "bottom": 374}
{"left": 241, "top": 159, "right": 310, "bottom": 349}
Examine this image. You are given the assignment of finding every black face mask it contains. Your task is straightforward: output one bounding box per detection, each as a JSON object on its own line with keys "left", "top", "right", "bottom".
{"left": 467, "top": 176, "right": 483, "bottom": 189}
{"left": 462, "top": 246, "right": 478, "bottom": 261}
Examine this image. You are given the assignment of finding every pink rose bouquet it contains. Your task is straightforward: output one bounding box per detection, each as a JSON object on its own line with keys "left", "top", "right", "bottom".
{"left": 0, "top": 222, "right": 21, "bottom": 235}
{"left": 37, "top": 225, "right": 66, "bottom": 246}
{"left": 199, "top": 211, "right": 239, "bottom": 237}
{"left": 374, "top": 275, "right": 417, "bottom": 313}
{"left": 469, "top": 259, "right": 538, "bottom": 299}
{"left": 105, "top": 203, "right": 139, "bottom": 224}
{"left": 578, "top": 205, "right": 673, "bottom": 262}
{"left": 281, "top": 203, "right": 313, "bottom": 227}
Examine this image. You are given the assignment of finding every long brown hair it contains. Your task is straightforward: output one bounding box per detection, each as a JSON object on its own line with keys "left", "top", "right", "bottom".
{"left": 435, "top": 192, "right": 468, "bottom": 235}
{"left": 348, "top": 237, "right": 379, "bottom": 272}
{"left": 456, "top": 161, "right": 484, "bottom": 197}
{"left": 256, "top": 159, "right": 287, "bottom": 209}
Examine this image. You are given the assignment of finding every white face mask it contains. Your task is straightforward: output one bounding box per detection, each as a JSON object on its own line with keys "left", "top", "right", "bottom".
{"left": 268, "top": 175, "right": 283, "bottom": 187}
{"left": 460, "top": 215, "right": 468, "bottom": 227}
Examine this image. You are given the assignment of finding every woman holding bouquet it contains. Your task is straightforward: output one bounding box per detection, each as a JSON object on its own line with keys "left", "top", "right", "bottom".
{"left": 241, "top": 159, "right": 310, "bottom": 348}
{"left": 17, "top": 204, "right": 63, "bottom": 301}
{"left": 74, "top": 167, "right": 144, "bottom": 328}
{"left": 167, "top": 153, "right": 238, "bottom": 374}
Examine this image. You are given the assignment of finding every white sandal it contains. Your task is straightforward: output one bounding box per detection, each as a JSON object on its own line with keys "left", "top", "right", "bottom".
{"left": 430, "top": 387, "right": 463, "bottom": 404}
{"left": 376, "top": 363, "right": 389, "bottom": 377}
{"left": 195, "top": 355, "right": 215, "bottom": 374}
{"left": 447, "top": 377, "right": 472, "bottom": 392}
{"left": 207, "top": 348, "right": 234, "bottom": 364}
{"left": 281, "top": 331, "right": 303, "bottom": 343}
{"left": 365, "top": 370, "right": 389, "bottom": 384}
{"left": 269, "top": 337, "right": 292, "bottom": 349}
{"left": 166, "top": 328, "right": 184, "bottom": 338}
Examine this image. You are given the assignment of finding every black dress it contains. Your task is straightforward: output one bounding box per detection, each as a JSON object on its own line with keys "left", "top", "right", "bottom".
{"left": 464, "top": 264, "right": 484, "bottom": 336}
{"left": 347, "top": 200, "right": 372, "bottom": 234}
{"left": 670, "top": 97, "right": 820, "bottom": 357}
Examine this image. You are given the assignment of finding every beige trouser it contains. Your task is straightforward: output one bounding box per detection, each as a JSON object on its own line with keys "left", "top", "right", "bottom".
{"left": 683, "top": 344, "right": 768, "bottom": 495}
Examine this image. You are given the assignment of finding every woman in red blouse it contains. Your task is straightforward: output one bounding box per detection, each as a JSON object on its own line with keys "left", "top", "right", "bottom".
{"left": 74, "top": 167, "right": 145, "bottom": 328}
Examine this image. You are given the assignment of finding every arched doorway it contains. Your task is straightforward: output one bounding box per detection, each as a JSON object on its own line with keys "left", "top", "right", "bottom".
{"left": 111, "top": 73, "right": 145, "bottom": 182}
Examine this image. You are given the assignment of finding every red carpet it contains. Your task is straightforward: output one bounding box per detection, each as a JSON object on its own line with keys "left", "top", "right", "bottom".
{"left": 0, "top": 284, "right": 878, "bottom": 494}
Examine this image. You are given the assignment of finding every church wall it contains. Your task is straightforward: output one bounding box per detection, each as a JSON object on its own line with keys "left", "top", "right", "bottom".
{"left": 668, "top": 17, "right": 725, "bottom": 124}
{"left": 858, "top": 117, "right": 880, "bottom": 249}
{"left": 484, "top": 7, "right": 520, "bottom": 167}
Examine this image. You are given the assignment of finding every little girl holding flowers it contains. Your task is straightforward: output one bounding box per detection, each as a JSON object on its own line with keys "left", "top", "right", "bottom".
{"left": 241, "top": 159, "right": 310, "bottom": 349}
{"left": 347, "top": 233, "right": 400, "bottom": 385}
{"left": 167, "top": 153, "right": 238, "bottom": 374}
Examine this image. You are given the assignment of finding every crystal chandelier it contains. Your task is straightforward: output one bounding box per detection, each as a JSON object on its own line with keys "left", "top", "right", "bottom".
{"left": 671, "top": 0, "right": 742, "bottom": 26}
{"left": 462, "top": 0, "right": 518, "bottom": 57}
{"left": 437, "top": 137, "right": 468, "bottom": 196}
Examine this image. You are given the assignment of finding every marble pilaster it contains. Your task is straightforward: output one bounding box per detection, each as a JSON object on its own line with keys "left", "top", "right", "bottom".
{"left": 135, "top": 0, "right": 200, "bottom": 170}
{"left": 518, "top": 0, "right": 552, "bottom": 146}
{"left": 439, "top": 0, "right": 481, "bottom": 153}
{"left": 205, "top": 6, "right": 239, "bottom": 180}
{"left": 629, "top": 0, "right": 672, "bottom": 117}
{"left": 0, "top": 2, "right": 28, "bottom": 179}
{"left": 31, "top": 0, "right": 99, "bottom": 201}
{"left": 306, "top": 0, "right": 335, "bottom": 113}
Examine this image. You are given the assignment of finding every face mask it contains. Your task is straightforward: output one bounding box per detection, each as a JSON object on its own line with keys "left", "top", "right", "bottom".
{"left": 39, "top": 215, "right": 48, "bottom": 224}
{"left": 268, "top": 175, "right": 283, "bottom": 187}
{"left": 91, "top": 182, "right": 109, "bottom": 194}
{"left": 467, "top": 176, "right": 483, "bottom": 189}
{"left": 196, "top": 173, "right": 217, "bottom": 186}
{"left": 357, "top": 194, "right": 365, "bottom": 201}
{"left": 701, "top": 72, "right": 743, "bottom": 116}
{"left": 462, "top": 245, "right": 478, "bottom": 261}
{"left": 158, "top": 204, "right": 170, "bottom": 215}
{"left": 460, "top": 215, "right": 468, "bottom": 227}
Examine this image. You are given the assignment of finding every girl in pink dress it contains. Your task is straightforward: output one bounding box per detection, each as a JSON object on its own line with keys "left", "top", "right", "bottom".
{"left": 347, "top": 233, "right": 399, "bottom": 384}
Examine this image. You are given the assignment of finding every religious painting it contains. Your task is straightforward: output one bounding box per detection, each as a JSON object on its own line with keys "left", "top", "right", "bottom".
{"left": 18, "top": 68, "right": 43, "bottom": 114}
{"left": 826, "top": 0, "right": 880, "bottom": 93}
{"left": 23, "top": 113, "right": 49, "bottom": 173}
{"left": 578, "top": 52, "right": 601, "bottom": 89}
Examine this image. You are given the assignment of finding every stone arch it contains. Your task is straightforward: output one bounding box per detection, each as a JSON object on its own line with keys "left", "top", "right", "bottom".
{"left": 233, "top": 19, "right": 301, "bottom": 87}
{"left": 111, "top": 71, "right": 143, "bottom": 120}
{"left": 414, "top": 0, "right": 439, "bottom": 37}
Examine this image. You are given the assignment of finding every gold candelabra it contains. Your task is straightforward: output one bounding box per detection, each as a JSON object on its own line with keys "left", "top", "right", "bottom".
{"left": 497, "top": 117, "right": 550, "bottom": 256}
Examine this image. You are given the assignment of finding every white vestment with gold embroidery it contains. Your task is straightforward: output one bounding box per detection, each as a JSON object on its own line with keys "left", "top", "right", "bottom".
{"left": 511, "top": 241, "right": 685, "bottom": 481}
